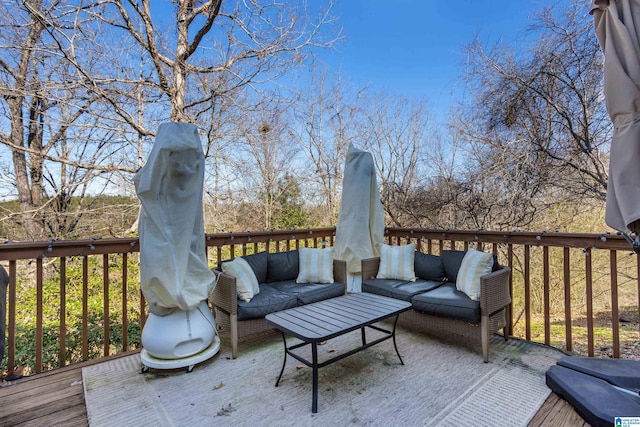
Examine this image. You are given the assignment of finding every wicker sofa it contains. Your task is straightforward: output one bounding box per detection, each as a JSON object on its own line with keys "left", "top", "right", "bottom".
{"left": 209, "top": 249, "right": 347, "bottom": 358}
{"left": 361, "top": 249, "right": 511, "bottom": 362}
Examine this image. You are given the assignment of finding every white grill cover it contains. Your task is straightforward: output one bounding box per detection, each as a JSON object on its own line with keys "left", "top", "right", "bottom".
{"left": 134, "top": 122, "right": 215, "bottom": 315}
{"left": 334, "top": 143, "right": 385, "bottom": 273}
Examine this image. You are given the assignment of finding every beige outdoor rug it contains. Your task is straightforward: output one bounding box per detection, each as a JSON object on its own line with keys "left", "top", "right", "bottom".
{"left": 83, "top": 328, "right": 564, "bottom": 427}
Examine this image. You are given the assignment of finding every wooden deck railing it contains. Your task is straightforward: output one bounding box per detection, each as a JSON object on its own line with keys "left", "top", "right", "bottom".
{"left": 0, "top": 227, "right": 637, "bottom": 375}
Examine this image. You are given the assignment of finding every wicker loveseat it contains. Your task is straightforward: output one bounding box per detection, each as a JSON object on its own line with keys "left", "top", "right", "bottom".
{"left": 361, "top": 249, "right": 511, "bottom": 362}
{"left": 209, "top": 249, "right": 347, "bottom": 358}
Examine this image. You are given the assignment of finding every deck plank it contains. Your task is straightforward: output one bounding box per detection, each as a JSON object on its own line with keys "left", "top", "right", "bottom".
{"left": 528, "top": 393, "right": 590, "bottom": 427}
{"left": 0, "top": 351, "right": 139, "bottom": 427}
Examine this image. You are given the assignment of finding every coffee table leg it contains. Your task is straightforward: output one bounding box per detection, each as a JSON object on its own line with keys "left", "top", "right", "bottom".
{"left": 275, "top": 331, "right": 287, "bottom": 387}
{"left": 361, "top": 327, "right": 366, "bottom": 346}
{"left": 312, "top": 342, "right": 318, "bottom": 413}
{"left": 391, "top": 314, "right": 404, "bottom": 365}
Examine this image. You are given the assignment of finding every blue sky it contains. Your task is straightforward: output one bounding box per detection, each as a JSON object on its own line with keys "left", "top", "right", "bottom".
{"left": 316, "top": 0, "right": 575, "bottom": 122}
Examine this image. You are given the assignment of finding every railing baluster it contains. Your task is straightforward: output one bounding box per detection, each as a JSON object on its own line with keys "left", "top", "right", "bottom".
{"left": 637, "top": 255, "right": 640, "bottom": 335}
{"left": 585, "top": 248, "right": 594, "bottom": 357}
{"left": 507, "top": 244, "right": 513, "bottom": 336}
{"left": 563, "top": 247, "right": 572, "bottom": 352}
{"left": 610, "top": 250, "right": 620, "bottom": 358}
{"left": 7, "top": 261, "right": 15, "bottom": 375}
{"left": 103, "top": 254, "right": 110, "bottom": 357}
{"left": 36, "top": 257, "right": 43, "bottom": 373}
{"left": 122, "top": 253, "right": 128, "bottom": 351}
{"left": 543, "top": 246, "right": 550, "bottom": 346}
{"left": 140, "top": 292, "right": 146, "bottom": 330}
{"left": 59, "top": 257, "right": 67, "bottom": 367}
{"left": 82, "top": 256, "right": 88, "bottom": 361}
{"left": 524, "top": 245, "right": 531, "bottom": 341}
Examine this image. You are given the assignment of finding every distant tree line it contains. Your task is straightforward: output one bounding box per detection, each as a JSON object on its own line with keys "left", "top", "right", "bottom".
{"left": 0, "top": 0, "right": 610, "bottom": 241}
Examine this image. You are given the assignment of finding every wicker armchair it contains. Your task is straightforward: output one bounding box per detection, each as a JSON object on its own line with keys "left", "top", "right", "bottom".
{"left": 361, "top": 257, "right": 511, "bottom": 362}
{"left": 209, "top": 259, "right": 347, "bottom": 359}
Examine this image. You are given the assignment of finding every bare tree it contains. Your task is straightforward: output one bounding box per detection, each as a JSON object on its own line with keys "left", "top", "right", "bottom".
{"left": 239, "top": 103, "right": 300, "bottom": 229}
{"left": 292, "top": 68, "right": 366, "bottom": 224}
{"left": 359, "top": 91, "right": 434, "bottom": 227}
{"left": 0, "top": 0, "right": 340, "bottom": 240}
{"left": 0, "top": 1, "right": 138, "bottom": 240}
{"left": 454, "top": 0, "right": 609, "bottom": 230}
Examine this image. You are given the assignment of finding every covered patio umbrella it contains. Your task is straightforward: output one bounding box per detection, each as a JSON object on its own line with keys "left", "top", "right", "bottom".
{"left": 591, "top": 0, "right": 640, "bottom": 251}
{"left": 334, "top": 143, "right": 385, "bottom": 292}
{"left": 134, "top": 122, "right": 219, "bottom": 370}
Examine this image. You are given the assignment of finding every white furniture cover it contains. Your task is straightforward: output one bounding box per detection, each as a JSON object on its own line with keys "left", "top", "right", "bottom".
{"left": 134, "top": 122, "right": 215, "bottom": 315}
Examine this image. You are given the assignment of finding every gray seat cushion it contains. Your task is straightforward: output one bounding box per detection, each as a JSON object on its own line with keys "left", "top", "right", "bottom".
{"left": 363, "top": 278, "right": 443, "bottom": 302}
{"left": 269, "top": 280, "right": 345, "bottom": 305}
{"left": 414, "top": 251, "right": 446, "bottom": 281}
{"left": 237, "top": 284, "right": 297, "bottom": 320}
{"left": 266, "top": 250, "right": 299, "bottom": 282}
{"left": 411, "top": 283, "right": 481, "bottom": 323}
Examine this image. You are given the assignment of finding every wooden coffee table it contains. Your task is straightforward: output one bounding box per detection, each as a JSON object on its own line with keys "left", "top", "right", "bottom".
{"left": 265, "top": 292, "right": 412, "bottom": 413}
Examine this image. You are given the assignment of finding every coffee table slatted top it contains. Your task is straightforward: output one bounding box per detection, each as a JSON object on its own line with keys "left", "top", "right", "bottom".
{"left": 265, "top": 293, "right": 412, "bottom": 342}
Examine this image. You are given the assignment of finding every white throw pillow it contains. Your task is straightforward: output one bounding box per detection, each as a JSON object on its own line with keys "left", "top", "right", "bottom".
{"left": 456, "top": 248, "right": 494, "bottom": 301}
{"left": 376, "top": 243, "right": 417, "bottom": 282}
{"left": 221, "top": 257, "right": 260, "bottom": 302}
{"left": 296, "top": 247, "right": 334, "bottom": 284}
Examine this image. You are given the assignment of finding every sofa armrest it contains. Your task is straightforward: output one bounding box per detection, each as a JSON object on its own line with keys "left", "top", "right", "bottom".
{"left": 361, "top": 257, "right": 380, "bottom": 281}
{"left": 332, "top": 259, "right": 348, "bottom": 294}
{"left": 209, "top": 269, "right": 238, "bottom": 316}
{"left": 479, "top": 266, "right": 511, "bottom": 316}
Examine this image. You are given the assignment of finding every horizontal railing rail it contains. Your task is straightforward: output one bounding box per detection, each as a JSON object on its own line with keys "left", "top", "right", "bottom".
{"left": 0, "top": 227, "right": 637, "bottom": 376}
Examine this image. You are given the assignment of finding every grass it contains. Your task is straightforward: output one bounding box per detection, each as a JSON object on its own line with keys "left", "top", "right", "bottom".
{"left": 512, "top": 307, "right": 640, "bottom": 359}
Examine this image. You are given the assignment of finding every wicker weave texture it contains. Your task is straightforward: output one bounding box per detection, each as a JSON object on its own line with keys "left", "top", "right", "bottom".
{"left": 360, "top": 257, "right": 511, "bottom": 362}
{"left": 208, "top": 259, "right": 348, "bottom": 358}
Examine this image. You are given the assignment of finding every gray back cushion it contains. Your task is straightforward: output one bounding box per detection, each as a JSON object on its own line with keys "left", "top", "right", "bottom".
{"left": 441, "top": 250, "right": 467, "bottom": 283}
{"left": 242, "top": 251, "right": 269, "bottom": 284}
{"left": 414, "top": 252, "right": 446, "bottom": 282}
{"left": 266, "top": 250, "right": 299, "bottom": 282}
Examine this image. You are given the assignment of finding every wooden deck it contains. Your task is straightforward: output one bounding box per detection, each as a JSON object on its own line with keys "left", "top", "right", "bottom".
{"left": 0, "top": 351, "right": 589, "bottom": 427}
